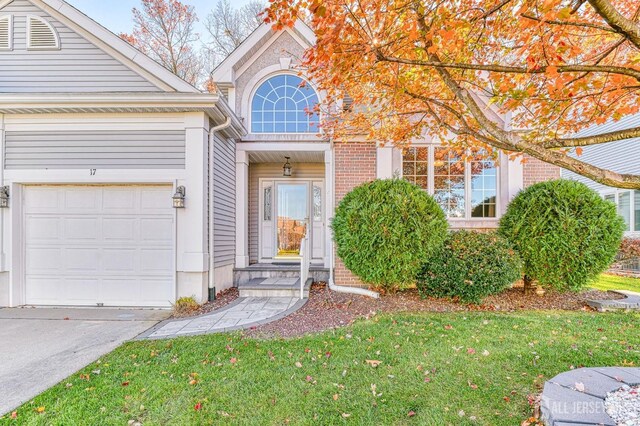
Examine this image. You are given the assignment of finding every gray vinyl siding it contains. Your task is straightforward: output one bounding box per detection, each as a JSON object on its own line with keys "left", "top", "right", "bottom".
{"left": 249, "top": 163, "right": 325, "bottom": 263}
{"left": 5, "top": 130, "right": 185, "bottom": 169}
{"left": 213, "top": 135, "right": 236, "bottom": 267}
{"left": 561, "top": 114, "right": 640, "bottom": 193}
{"left": 0, "top": 0, "right": 160, "bottom": 92}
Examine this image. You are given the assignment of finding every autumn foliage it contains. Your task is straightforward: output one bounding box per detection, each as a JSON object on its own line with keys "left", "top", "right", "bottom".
{"left": 265, "top": 0, "right": 640, "bottom": 189}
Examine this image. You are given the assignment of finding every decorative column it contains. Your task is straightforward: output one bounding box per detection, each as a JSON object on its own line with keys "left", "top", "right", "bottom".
{"left": 235, "top": 149, "right": 249, "bottom": 268}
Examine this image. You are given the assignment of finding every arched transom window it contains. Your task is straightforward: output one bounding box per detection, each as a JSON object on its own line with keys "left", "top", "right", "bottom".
{"left": 251, "top": 74, "right": 319, "bottom": 133}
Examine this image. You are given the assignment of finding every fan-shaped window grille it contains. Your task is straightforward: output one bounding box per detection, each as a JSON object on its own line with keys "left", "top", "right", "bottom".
{"left": 0, "top": 15, "right": 12, "bottom": 50}
{"left": 251, "top": 75, "right": 319, "bottom": 133}
{"left": 27, "top": 15, "right": 59, "bottom": 50}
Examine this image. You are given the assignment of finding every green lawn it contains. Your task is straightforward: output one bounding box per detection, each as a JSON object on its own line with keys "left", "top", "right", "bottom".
{"left": 591, "top": 273, "right": 640, "bottom": 292}
{"left": 3, "top": 311, "right": 639, "bottom": 425}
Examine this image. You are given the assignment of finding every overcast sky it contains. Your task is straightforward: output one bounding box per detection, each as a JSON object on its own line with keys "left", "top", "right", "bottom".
{"left": 67, "top": 0, "right": 257, "bottom": 37}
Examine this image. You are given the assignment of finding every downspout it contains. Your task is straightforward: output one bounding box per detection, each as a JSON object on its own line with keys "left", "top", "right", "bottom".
{"left": 327, "top": 138, "right": 379, "bottom": 299}
{"left": 208, "top": 116, "right": 232, "bottom": 302}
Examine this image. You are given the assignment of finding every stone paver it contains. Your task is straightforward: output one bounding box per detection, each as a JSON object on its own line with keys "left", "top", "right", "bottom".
{"left": 540, "top": 367, "right": 640, "bottom": 425}
{"left": 587, "top": 290, "right": 640, "bottom": 311}
{"left": 139, "top": 296, "right": 306, "bottom": 339}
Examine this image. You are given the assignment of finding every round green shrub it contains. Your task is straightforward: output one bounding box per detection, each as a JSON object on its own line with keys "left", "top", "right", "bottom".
{"left": 498, "top": 179, "right": 625, "bottom": 291}
{"left": 416, "top": 230, "right": 522, "bottom": 303}
{"left": 332, "top": 178, "right": 448, "bottom": 289}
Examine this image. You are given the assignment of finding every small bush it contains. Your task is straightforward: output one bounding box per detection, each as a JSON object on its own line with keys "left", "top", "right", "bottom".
{"left": 332, "top": 178, "right": 448, "bottom": 290}
{"left": 172, "top": 296, "right": 200, "bottom": 316}
{"left": 499, "top": 179, "right": 625, "bottom": 291}
{"left": 416, "top": 230, "right": 522, "bottom": 303}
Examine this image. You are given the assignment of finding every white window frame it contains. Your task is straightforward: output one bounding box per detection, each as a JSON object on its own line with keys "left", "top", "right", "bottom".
{"left": 0, "top": 14, "right": 13, "bottom": 51}
{"left": 602, "top": 189, "right": 638, "bottom": 233}
{"left": 26, "top": 15, "right": 60, "bottom": 51}
{"left": 401, "top": 144, "right": 501, "bottom": 221}
{"left": 249, "top": 72, "right": 320, "bottom": 135}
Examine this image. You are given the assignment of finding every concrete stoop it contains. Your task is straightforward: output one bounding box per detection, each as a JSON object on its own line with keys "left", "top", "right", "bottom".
{"left": 238, "top": 277, "right": 313, "bottom": 298}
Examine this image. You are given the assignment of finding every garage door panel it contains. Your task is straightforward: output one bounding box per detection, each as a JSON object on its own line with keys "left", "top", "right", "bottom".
{"left": 64, "top": 188, "right": 100, "bottom": 212}
{"left": 103, "top": 218, "right": 137, "bottom": 242}
{"left": 140, "top": 249, "right": 173, "bottom": 273}
{"left": 25, "top": 185, "right": 175, "bottom": 307}
{"left": 64, "top": 217, "right": 99, "bottom": 241}
{"left": 26, "top": 278, "right": 64, "bottom": 305}
{"left": 24, "top": 188, "right": 60, "bottom": 211}
{"left": 64, "top": 278, "right": 100, "bottom": 303}
{"left": 25, "top": 216, "right": 61, "bottom": 241}
{"left": 141, "top": 188, "right": 172, "bottom": 211}
{"left": 102, "top": 188, "right": 137, "bottom": 211}
{"left": 103, "top": 249, "right": 136, "bottom": 273}
{"left": 141, "top": 218, "right": 173, "bottom": 243}
{"left": 64, "top": 248, "right": 100, "bottom": 272}
{"left": 26, "top": 248, "right": 62, "bottom": 273}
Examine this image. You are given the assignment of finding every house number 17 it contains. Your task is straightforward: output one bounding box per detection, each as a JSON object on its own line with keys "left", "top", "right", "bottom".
{"left": 90, "top": 169, "right": 97, "bottom": 176}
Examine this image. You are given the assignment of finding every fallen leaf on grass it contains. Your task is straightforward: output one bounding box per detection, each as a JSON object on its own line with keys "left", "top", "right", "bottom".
{"left": 295, "top": 362, "right": 302, "bottom": 368}
{"left": 121, "top": 381, "right": 130, "bottom": 387}
{"left": 342, "top": 413, "right": 351, "bottom": 418}
{"left": 366, "top": 359, "right": 382, "bottom": 367}
{"left": 230, "top": 358, "right": 237, "bottom": 364}
{"left": 408, "top": 410, "right": 416, "bottom": 417}
{"left": 194, "top": 402, "right": 202, "bottom": 411}
{"left": 10, "top": 411, "right": 17, "bottom": 419}
{"left": 35, "top": 407, "right": 45, "bottom": 414}
{"left": 333, "top": 394, "right": 339, "bottom": 401}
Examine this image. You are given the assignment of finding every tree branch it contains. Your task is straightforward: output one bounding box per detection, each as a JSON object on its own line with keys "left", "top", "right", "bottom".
{"left": 543, "top": 126, "right": 640, "bottom": 148}
{"left": 587, "top": 0, "right": 640, "bottom": 49}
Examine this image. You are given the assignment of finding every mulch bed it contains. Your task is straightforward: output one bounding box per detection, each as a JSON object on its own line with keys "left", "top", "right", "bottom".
{"left": 244, "top": 283, "right": 622, "bottom": 339}
{"left": 171, "top": 287, "right": 239, "bottom": 319}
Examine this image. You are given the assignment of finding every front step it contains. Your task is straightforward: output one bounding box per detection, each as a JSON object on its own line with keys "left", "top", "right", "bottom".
{"left": 238, "top": 277, "right": 313, "bottom": 298}
{"left": 234, "top": 264, "right": 329, "bottom": 286}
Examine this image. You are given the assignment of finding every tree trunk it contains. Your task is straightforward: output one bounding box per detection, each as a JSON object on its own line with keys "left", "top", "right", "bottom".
{"left": 523, "top": 275, "right": 534, "bottom": 295}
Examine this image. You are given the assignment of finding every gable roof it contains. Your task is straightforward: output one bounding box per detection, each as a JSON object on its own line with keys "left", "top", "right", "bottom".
{"left": 23, "top": 0, "right": 200, "bottom": 93}
{"left": 211, "top": 20, "right": 316, "bottom": 86}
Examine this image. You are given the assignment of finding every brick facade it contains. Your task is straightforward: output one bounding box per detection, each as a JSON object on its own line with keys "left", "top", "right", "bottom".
{"left": 334, "top": 142, "right": 377, "bottom": 287}
{"left": 523, "top": 155, "right": 561, "bottom": 187}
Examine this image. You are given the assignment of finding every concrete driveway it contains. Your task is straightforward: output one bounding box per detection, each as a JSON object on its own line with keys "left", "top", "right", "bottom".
{"left": 0, "top": 307, "right": 169, "bottom": 415}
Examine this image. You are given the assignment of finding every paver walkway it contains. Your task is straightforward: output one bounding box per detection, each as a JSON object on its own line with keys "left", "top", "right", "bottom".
{"left": 587, "top": 290, "right": 640, "bottom": 311}
{"left": 540, "top": 367, "right": 640, "bottom": 425}
{"left": 139, "top": 296, "right": 306, "bottom": 339}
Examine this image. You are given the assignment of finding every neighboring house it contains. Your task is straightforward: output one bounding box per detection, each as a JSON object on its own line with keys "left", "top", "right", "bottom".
{"left": 0, "top": 0, "right": 558, "bottom": 308}
{"left": 561, "top": 114, "right": 640, "bottom": 238}
{"left": 0, "top": 0, "right": 244, "bottom": 308}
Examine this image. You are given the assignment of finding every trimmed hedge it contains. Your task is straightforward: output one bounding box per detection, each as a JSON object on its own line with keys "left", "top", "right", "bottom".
{"left": 332, "top": 179, "right": 448, "bottom": 290}
{"left": 499, "top": 179, "right": 625, "bottom": 291}
{"left": 417, "top": 230, "right": 522, "bottom": 303}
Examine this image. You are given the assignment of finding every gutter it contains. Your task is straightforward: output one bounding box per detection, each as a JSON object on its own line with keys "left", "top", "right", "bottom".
{"left": 208, "top": 117, "right": 233, "bottom": 302}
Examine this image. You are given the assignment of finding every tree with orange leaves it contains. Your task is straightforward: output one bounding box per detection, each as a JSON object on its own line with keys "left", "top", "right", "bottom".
{"left": 265, "top": 0, "right": 640, "bottom": 189}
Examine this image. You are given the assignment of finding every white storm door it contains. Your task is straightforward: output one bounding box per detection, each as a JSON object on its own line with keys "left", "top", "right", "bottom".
{"left": 259, "top": 180, "right": 275, "bottom": 260}
{"left": 311, "top": 181, "right": 325, "bottom": 261}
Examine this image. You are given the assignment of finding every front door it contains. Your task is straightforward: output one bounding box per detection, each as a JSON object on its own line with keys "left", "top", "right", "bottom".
{"left": 276, "top": 182, "right": 308, "bottom": 258}
{"left": 260, "top": 179, "right": 324, "bottom": 262}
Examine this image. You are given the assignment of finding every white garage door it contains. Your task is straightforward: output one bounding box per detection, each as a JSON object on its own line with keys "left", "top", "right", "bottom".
{"left": 24, "top": 185, "right": 175, "bottom": 307}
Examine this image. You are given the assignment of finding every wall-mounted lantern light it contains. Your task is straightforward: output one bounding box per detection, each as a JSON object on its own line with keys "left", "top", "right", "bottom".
{"left": 0, "top": 186, "right": 9, "bottom": 208}
{"left": 172, "top": 186, "right": 186, "bottom": 209}
{"left": 283, "top": 156, "right": 292, "bottom": 177}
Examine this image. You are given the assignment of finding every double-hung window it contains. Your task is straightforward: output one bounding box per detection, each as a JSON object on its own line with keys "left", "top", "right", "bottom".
{"left": 604, "top": 190, "right": 640, "bottom": 233}
{"left": 403, "top": 145, "right": 499, "bottom": 219}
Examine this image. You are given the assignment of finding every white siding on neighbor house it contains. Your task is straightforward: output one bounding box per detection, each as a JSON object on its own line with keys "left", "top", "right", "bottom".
{"left": 5, "top": 130, "right": 186, "bottom": 169}
{"left": 213, "top": 135, "right": 236, "bottom": 267}
{"left": 0, "top": 0, "right": 160, "bottom": 92}
{"left": 562, "top": 114, "right": 640, "bottom": 192}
